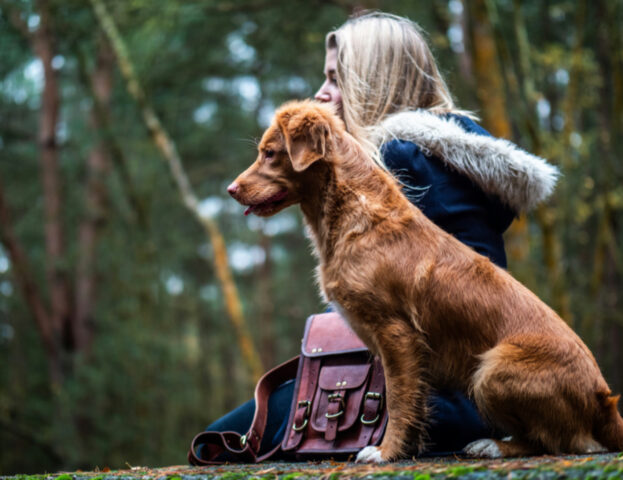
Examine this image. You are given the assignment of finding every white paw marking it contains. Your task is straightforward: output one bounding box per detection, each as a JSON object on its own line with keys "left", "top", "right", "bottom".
{"left": 582, "top": 439, "right": 607, "bottom": 454}
{"left": 356, "top": 446, "right": 385, "bottom": 463}
{"left": 464, "top": 438, "right": 503, "bottom": 458}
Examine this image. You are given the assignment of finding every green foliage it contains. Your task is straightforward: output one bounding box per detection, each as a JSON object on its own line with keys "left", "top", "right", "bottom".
{"left": 219, "top": 472, "right": 251, "bottom": 480}
{"left": 447, "top": 466, "right": 476, "bottom": 477}
{"left": 281, "top": 474, "right": 303, "bottom": 480}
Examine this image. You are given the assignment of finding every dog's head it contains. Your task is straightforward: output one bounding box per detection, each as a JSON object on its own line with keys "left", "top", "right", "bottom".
{"left": 227, "top": 100, "right": 341, "bottom": 216}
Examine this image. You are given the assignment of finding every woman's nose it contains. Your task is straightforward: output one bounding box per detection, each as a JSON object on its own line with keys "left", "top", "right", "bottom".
{"left": 314, "top": 82, "right": 331, "bottom": 102}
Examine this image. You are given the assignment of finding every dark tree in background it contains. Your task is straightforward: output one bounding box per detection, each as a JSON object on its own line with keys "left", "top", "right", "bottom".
{"left": 0, "top": 0, "right": 621, "bottom": 474}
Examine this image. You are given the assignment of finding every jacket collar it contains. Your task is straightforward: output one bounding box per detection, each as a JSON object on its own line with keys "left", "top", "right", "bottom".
{"left": 370, "top": 110, "right": 560, "bottom": 212}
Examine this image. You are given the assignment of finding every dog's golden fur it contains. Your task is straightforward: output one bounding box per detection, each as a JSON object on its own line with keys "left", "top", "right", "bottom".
{"left": 228, "top": 100, "right": 623, "bottom": 462}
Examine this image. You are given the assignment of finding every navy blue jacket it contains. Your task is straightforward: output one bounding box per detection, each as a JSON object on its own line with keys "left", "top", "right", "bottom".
{"left": 381, "top": 115, "right": 516, "bottom": 269}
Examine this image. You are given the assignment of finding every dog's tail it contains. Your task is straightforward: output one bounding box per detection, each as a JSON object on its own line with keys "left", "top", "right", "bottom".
{"left": 595, "top": 391, "right": 623, "bottom": 452}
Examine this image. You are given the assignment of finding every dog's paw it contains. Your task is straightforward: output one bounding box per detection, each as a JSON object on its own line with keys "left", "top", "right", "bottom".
{"left": 463, "top": 438, "right": 503, "bottom": 458}
{"left": 356, "top": 446, "right": 386, "bottom": 463}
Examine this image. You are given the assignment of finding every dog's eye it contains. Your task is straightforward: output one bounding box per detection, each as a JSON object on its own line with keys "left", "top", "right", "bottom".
{"left": 265, "top": 150, "right": 275, "bottom": 159}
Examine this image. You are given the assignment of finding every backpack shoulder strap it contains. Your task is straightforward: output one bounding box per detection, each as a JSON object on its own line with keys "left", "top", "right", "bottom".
{"left": 188, "top": 355, "right": 300, "bottom": 465}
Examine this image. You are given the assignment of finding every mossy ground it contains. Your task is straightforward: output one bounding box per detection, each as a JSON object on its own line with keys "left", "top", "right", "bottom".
{"left": 4, "top": 453, "right": 623, "bottom": 480}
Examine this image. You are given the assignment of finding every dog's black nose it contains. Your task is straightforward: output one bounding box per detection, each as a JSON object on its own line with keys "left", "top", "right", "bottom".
{"left": 227, "top": 182, "right": 240, "bottom": 197}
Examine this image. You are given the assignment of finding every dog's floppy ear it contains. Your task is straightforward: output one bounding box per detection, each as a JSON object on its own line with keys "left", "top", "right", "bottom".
{"left": 278, "top": 109, "right": 330, "bottom": 172}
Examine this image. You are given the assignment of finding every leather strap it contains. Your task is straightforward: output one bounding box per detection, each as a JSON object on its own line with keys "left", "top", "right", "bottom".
{"left": 287, "top": 357, "right": 321, "bottom": 449}
{"left": 324, "top": 388, "right": 345, "bottom": 442}
{"left": 359, "top": 357, "right": 385, "bottom": 445}
{"left": 187, "top": 430, "right": 254, "bottom": 465}
{"left": 188, "top": 356, "right": 299, "bottom": 465}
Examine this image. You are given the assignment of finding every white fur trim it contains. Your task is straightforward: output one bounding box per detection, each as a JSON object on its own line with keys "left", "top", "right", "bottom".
{"left": 371, "top": 111, "right": 560, "bottom": 212}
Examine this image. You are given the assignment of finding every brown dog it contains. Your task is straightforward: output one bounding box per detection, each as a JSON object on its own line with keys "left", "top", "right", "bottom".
{"left": 227, "top": 100, "right": 623, "bottom": 462}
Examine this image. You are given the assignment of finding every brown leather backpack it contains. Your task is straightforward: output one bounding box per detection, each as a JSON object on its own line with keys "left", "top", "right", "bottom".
{"left": 188, "top": 313, "right": 387, "bottom": 464}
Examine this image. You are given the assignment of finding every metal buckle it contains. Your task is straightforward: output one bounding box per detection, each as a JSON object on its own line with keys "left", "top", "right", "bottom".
{"left": 360, "top": 412, "right": 380, "bottom": 425}
{"left": 364, "top": 391, "right": 383, "bottom": 409}
{"left": 240, "top": 434, "right": 247, "bottom": 447}
{"left": 325, "top": 393, "right": 345, "bottom": 419}
{"left": 292, "top": 418, "right": 308, "bottom": 431}
{"left": 360, "top": 391, "right": 383, "bottom": 425}
{"left": 292, "top": 400, "right": 311, "bottom": 432}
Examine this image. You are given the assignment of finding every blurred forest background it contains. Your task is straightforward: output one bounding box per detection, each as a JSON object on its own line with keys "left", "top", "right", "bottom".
{"left": 0, "top": 0, "right": 621, "bottom": 474}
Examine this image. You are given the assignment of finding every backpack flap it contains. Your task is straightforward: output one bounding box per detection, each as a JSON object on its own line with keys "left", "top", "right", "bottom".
{"left": 301, "top": 312, "right": 368, "bottom": 356}
{"left": 311, "top": 363, "right": 371, "bottom": 440}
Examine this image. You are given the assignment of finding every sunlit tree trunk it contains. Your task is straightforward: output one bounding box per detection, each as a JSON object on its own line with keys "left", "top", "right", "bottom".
{"left": 89, "top": 0, "right": 264, "bottom": 381}
{"left": 464, "top": 0, "right": 535, "bottom": 273}
{"left": 465, "top": 0, "right": 511, "bottom": 139}
{"left": 257, "top": 231, "right": 275, "bottom": 368}
{"left": 479, "top": 0, "right": 534, "bottom": 268}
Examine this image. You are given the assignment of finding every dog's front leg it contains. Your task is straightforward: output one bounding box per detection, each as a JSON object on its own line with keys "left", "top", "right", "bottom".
{"left": 356, "top": 321, "right": 429, "bottom": 463}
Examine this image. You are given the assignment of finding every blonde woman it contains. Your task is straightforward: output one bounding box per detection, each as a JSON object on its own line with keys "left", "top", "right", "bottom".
{"left": 194, "top": 12, "right": 558, "bottom": 462}
{"left": 316, "top": 12, "right": 557, "bottom": 270}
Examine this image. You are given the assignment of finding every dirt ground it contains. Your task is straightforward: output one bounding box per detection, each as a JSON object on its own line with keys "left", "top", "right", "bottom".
{"left": 6, "top": 452, "right": 623, "bottom": 480}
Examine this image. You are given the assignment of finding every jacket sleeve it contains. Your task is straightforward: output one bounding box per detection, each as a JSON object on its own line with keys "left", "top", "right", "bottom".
{"left": 381, "top": 138, "right": 515, "bottom": 269}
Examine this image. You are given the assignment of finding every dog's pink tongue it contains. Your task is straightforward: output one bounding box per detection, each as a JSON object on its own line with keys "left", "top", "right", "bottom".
{"left": 244, "top": 206, "right": 253, "bottom": 216}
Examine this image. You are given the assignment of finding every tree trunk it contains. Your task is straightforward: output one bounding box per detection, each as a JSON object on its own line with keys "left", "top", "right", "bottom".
{"left": 74, "top": 39, "right": 115, "bottom": 355}
{"left": 32, "top": 0, "right": 71, "bottom": 351}
{"left": 2, "top": 0, "right": 69, "bottom": 384}
{"left": 509, "top": 0, "right": 572, "bottom": 321}
{"left": 465, "top": 0, "right": 537, "bottom": 273}
{"left": 465, "top": 0, "right": 512, "bottom": 140}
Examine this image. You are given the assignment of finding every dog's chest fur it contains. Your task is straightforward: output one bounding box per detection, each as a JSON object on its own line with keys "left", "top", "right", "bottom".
{"left": 302, "top": 163, "right": 427, "bottom": 352}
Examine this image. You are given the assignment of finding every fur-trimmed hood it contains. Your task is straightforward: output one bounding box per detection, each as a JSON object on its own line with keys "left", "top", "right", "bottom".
{"left": 370, "top": 110, "right": 560, "bottom": 212}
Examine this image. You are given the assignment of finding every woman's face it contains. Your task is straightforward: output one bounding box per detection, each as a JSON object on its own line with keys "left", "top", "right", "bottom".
{"left": 314, "top": 48, "right": 343, "bottom": 117}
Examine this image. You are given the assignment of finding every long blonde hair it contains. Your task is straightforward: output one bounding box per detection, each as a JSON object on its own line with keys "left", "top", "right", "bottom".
{"left": 327, "top": 12, "right": 474, "bottom": 162}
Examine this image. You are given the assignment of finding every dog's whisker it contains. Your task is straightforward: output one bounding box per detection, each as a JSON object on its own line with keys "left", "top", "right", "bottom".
{"left": 236, "top": 137, "right": 260, "bottom": 148}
